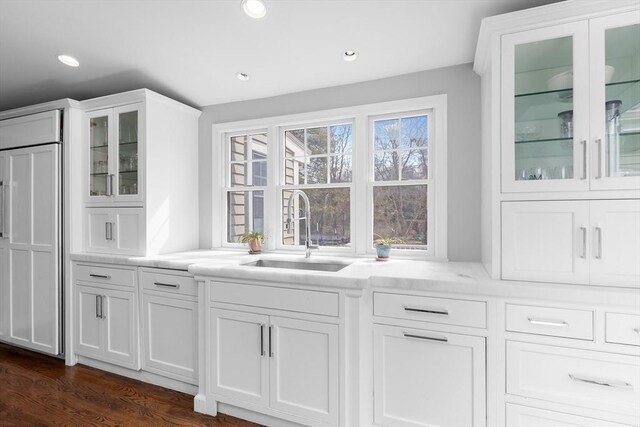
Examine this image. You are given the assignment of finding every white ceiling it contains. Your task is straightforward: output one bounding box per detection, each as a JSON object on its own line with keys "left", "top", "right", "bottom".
{"left": 0, "top": 0, "right": 560, "bottom": 111}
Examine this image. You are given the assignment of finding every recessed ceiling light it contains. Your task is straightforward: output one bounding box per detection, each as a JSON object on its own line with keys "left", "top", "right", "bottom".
{"left": 343, "top": 51, "right": 358, "bottom": 62}
{"left": 241, "top": 0, "right": 266, "bottom": 18}
{"left": 236, "top": 72, "right": 251, "bottom": 81}
{"left": 57, "top": 54, "right": 80, "bottom": 67}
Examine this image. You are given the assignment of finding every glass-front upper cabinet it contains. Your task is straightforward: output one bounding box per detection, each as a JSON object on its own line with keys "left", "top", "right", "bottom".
{"left": 590, "top": 12, "right": 640, "bottom": 191}
{"left": 502, "top": 14, "right": 640, "bottom": 193}
{"left": 501, "top": 21, "right": 590, "bottom": 192}
{"left": 86, "top": 103, "right": 143, "bottom": 204}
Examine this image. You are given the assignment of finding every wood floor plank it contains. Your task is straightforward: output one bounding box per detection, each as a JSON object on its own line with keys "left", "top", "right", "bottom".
{"left": 0, "top": 343, "right": 262, "bottom": 427}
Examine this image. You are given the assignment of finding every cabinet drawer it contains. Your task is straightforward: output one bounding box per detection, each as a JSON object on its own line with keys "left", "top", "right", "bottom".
{"left": 140, "top": 269, "right": 197, "bottom": 297}
{"left": 373, "top": 292, "right": 486, "bottom": 328}
{"left": 506, "top": 304, "right": 593, "bottom": 340}
{"left": 606, "top": 313, "right": 640, "bottom": 347}
{"left": 211, "top": 281, "right": 338, "bottom": 317}
{"left": 74, "top": 263, "right": 136, "bottom": 288}
{"left": 506, "top": 404, "right": 631, "bottom": 427}
{"left": 506, "top": 341, "right": 640, "bottom": 417}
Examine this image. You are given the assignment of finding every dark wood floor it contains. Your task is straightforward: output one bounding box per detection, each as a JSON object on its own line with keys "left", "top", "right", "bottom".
{"left": 0, "top": 342, "right": 262, "bottom": 427}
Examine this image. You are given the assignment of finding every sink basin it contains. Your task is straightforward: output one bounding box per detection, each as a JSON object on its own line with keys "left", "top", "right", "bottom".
{"left": 242, "top": 259, "right": 350, "bottom": 272}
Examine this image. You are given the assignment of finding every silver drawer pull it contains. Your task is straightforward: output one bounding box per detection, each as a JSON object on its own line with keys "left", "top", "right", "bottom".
{"left": 527, "top": 317, "right": 568, "bottom": 327}
{"left": 569, "top": 374, "right": 633, "bottom": 390}
{"left": 154, "top": 282, "right": 180, "bottom": 289}
{"left": 403, "top": 306, "right": 449, "bottom": 316}
{"left": 403, "top": 331, "right": 448, "bottom": 342}
{"left": 89, "top": 274, "right": 111, "bottom": 279}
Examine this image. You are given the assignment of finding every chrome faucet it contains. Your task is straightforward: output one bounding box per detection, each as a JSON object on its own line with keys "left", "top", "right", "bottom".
{"left": 285, "top": 190, "right": 318, "bottom": 258}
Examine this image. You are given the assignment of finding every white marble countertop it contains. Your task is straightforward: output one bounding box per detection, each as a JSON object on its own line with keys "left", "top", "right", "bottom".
{"left": 70, "top": 250, "right": 640, "bottom": 306}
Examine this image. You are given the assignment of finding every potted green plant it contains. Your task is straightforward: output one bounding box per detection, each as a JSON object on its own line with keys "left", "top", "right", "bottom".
{"left": 239, "top": 231, "right": 264, "bottom": 254}
{"left": 374, "top": 236, "right": 402, "bottom": 260}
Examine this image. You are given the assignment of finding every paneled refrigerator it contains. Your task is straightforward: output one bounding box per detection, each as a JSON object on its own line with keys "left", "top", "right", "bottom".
{"left": 0, "top": 110, "right": 62, "bottom": 356}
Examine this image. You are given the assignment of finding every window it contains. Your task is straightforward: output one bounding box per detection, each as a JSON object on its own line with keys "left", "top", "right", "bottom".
{"left": 216, "top": 95, "right": 446, "bottom": 258}
{"left": 282, "top": 123, "right": 353, "bottom": 247}
{"left": 226, "top": 132, "right": 267, "bottom": 243}
{"left": 371, "top": 113, "right": 431, "bottom": 252}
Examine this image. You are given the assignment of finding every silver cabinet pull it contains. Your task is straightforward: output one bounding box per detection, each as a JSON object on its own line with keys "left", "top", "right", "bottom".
{"left": 106, "top": 174, "right": 114, "bottom": 196}
{"left": 527, "top": 317, "right": 568, "bottom": 327}
{"left": 95, "top": 295, "right": 101, "bottom": 318}
{"left": 0, "top": 181, "right": 5, "bottom": 238}
{"left": 106, "top": 222, "right": 114, "bottom": 241}
{"left": 581, "top": 140, "right": 587, "bottom": 180}
{"left": 268, "top": 325, "right": 273, "bottom": 357}
{"left": 89, "top": 273, "right": 111, "bottom": 279}
{"left": 403, "top": 331, "right": 448, "bottom": 342}
{"left": 569, "top": 374, "right": 633, "bottom": 390}
{"left": 595, "top": 138, "right": 602, "bottom": 179}
{"left": 101, "top": 295, "right": 106, "bottom": 319}
{"left": 594, "top": 227, "right": 602, "bottom": 259}
{"left": 153, "top": 282, "right": 180, "bottom": 289}
{"left": 403, "top": 306, "right": 449, "bottom": 316}
{"left": 260, "top": 324, "right": 265, "bottom": 357}
{"left": 579, "top": 226, "right": 587, "bottom": 258}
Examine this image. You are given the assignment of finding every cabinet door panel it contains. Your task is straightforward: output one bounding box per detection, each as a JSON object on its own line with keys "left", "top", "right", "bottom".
{"left": 211, "top": 308, "right": 268, "bottom": 406}
{"left": 590, "top": 200, "right": 640, "bottom": 287}
{"left": 269, "top": 317, "right": 339, "bottom": 425}
{"left": 506, "top": 404, "right": 631, "bottom": 427}
{"left": 143, "top": 294, "right": 197, "bottom": 383}
{"left": 86, "top": 109, "right": 113, "bottom": 203}
{"left": 75, "top": 285, "right": 103, "bottom": 358}
{"left": 86, "top": 209, "right": 111, "bottom": 252}
{"left": 113, "top": 208, "right": 143, "bottom": 255}
{"left": 103, "top": 289, "right": 139, "bottom": 369}
{"left": 374, "top": 324, "right": 486, "bottom": 427}
{"left": 502, "top": 201, "right": 590, "bottom": 284}
{"left": 114, "top": 104, "right": 143, "bottom": 203}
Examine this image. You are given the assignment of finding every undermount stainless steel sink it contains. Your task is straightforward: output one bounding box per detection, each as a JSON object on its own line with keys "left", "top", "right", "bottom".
{"left": 242, "top": 259, "right": 350, "bottom": 272}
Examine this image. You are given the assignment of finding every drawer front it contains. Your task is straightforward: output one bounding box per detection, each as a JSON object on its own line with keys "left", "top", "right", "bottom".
{"left": 211, "top": 281, "right": 338, "bottom": 317}
{"left": 505, "top": 404, "right": 631, "bottom": 427}
{"left": 140, "top": 269, "right": 197, "bottom": 297}
{"left": 506, "top": 341, "right": 640, "bottom": 417}
{"left": 373, "top": 292, "right": 486, "bottom": 328}
{"left": 74, "top": 263, "right": 136, "bottom": 288}
{"left": 506, "top": 304, "right": 594, "bottom": 340}
{"left": 606, "top": 313, "right": 640, "bottom": 347}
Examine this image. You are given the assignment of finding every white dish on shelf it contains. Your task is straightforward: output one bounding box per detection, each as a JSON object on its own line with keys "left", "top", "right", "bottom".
{"left": 547, "top": 65, "right": 615, "bottom": 100}
{"left": 515, "top": 124, "right": 542, "bottom": 141}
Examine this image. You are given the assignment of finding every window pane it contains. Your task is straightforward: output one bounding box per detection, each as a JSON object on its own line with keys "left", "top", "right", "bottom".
{"left": 285, "top": 129, "right": 305, "bottom": 158}
{"left": 307, "top": 126, "right": 328, "bottom": 155}
{"left": 227, "top": 190, "right": 264, "bottom": 243}
{"left": 282, "top": 188, "right": 350, "bottom": 247}
{"left": 330, "top": 124, "right": 353, "bottom": 154}
{"left": 251, "top": 133, "right": 268, "bottom": 159}
{"left": 374, "top": 119, "right": 400, "bottom": 150}
{"left": 373, "top": 185, "right": 427, "bottom": 249}
{"left": 230, "top": 135, "right": 247, "bottom": 162}
{"left": 374, "top": 151, "right": 400, "bottom": 181}
{"left": 230, "top": 162, "right": 246, "bottom": 186}
{"left": 307, "top": 157, "right": 328, "bottom": 184}
{"left": 252, "top": 161, "right": 267, "bottom": 186}
{"left": 330, "top": 155, "right": 352, "bottom": 183}
{"left": 401, "top": 149, "right": 428, "bottom": 180}
{"left": 401, "top": 115, "right": 428, "bottom": 148}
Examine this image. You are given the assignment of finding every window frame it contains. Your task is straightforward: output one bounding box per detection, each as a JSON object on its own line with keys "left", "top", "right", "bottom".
{"left": 212, "top": 95, "right": 447, "bottom": 260}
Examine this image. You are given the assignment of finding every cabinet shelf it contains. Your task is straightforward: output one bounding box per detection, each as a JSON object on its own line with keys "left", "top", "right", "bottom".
{"left": 91, "top": 144, "right": 109, "bottom": 150}
{"left": 515, "top": 87, "right": 573, "bottom": 99}
{"left": 119, "top": 141, "right": 138, "bottom": 146}
{"left": 119, "top": 169, "right": 138, "bottom": 174}
{"left": 90, "top": 172, "right": 108, "bottom": 176}
{"left": 515, "top": 137, "right": 572, "bottom": 145}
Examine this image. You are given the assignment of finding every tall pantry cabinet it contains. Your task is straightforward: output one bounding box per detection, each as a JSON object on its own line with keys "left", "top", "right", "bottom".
{"left": 82, "top": 89, "right": 200, "bottom": 256}
{"left": 474, "top": 1, "right": 640, "bottom": 287}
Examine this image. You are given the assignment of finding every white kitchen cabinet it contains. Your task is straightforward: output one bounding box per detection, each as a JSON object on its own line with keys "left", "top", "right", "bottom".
{"left": 506, "top": 404, "right": 633, "bottom": 427}
{"left": 500, "top": 11, "right": 640, "bottom": 193}
{"left": 82, "top": 89, "right": 200, "bottom": 256}
{"left": 86, "top": 104, "right": 143, "bottom": 205}
{"left": 86, "top": 207, "right": 144, "bottom": 255}
{"left": 73, "top": 262, "right": 139, "bottom": 370}
{"left": 502, "top": 199, "right": 640, "bottom": 287}
{"left": 373, "top": 324, "right": 486, "bottom": 427}
{"left": 210, "top": 307, "right": 339, "bottom": 425}
{"left": 140, "top": 268, "right": 198, "bottom": 384}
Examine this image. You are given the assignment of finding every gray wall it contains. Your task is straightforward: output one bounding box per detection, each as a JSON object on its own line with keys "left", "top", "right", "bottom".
{"left": 198, "top": 63, "right": 481, "bottom": 261}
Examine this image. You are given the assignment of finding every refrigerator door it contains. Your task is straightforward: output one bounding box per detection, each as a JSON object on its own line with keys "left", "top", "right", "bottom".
{"left": 0, "top": 152, "right": 6, "bottom": 341}
{"left": 3, "top": 144, "right": 60, "bottom": 355}
{"left": 0, "top": 110, "right": 61, "bottom": 150}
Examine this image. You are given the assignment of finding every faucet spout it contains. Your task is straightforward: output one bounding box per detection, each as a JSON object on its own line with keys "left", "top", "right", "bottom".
{"left": 285, "top": 190, "right": 317, "bottom": 258}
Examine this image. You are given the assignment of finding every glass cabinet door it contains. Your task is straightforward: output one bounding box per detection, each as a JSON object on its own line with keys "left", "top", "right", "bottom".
{"left": 591, "top": 12, "right": 640, "bottom": 190}
{"left": 89, "top": 113, "right": 110, "bottom": 197}
{"left": 116, "top": 108, "right": 139, "bottom": 197}
{"left": 501, "top": 21, "right": 589, "bottom": 192}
